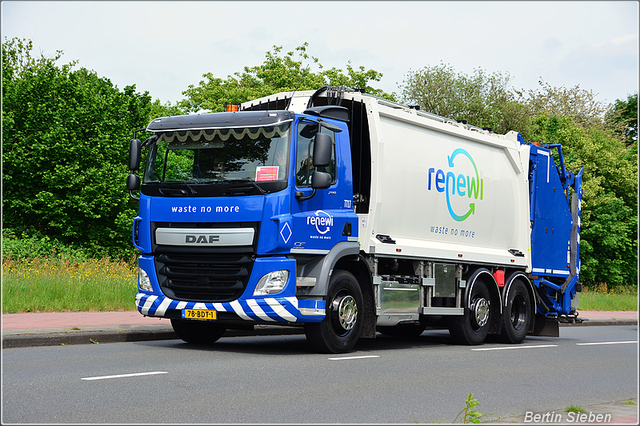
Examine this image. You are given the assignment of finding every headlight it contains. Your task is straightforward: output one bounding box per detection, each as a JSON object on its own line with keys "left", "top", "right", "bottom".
{"left": 138, "top": 268, "right": 152, "bottom": 291}
{"left": 253, "top": 270, "right": 289, "bottom": 296}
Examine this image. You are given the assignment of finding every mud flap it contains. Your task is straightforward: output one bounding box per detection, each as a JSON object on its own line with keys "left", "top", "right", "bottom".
{"left": 531, "top": 315, "right": 559, "bottom": 337}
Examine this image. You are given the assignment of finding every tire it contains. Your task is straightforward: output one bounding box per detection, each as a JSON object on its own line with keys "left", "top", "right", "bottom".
{"left": 170, "top": 319, "right": 226, "bottom": 344}
{"left": 500, "top": 279, "right": 532, "bottom": 344}
{"left": 448, "top": 278, "right": 491, "bottom": 345}
{"left": 304, "top": 270, "right": 363, "bottom": 353}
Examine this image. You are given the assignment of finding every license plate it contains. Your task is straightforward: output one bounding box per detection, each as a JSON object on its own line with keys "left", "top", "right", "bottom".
{"left": 183, "top": 309, "right": 217, "bottom": 320}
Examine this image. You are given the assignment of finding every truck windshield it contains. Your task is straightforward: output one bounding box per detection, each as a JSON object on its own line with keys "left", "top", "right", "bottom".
{"left": 142, "top": 123, "right": 290, "bottom": 193}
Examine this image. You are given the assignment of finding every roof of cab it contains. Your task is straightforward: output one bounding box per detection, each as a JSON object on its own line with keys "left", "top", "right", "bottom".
{"left": 146, "top": 110, "right": 295, "bottom": 132}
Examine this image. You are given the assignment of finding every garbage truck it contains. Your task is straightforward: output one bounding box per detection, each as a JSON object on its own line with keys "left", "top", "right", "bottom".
{"left": 126, "top": 86, "right": 583, "bottom": 353}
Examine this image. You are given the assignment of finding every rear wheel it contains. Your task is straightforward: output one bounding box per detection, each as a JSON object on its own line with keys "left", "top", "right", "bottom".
{"left": 170, "top": 319, "right": 226, "bottom": 344}
{"left": 500, "top": 279, "right": 531, "bottom": 344}
{"left": 305, "top": 270, "right": 363, "bottom": 353}
{"left": 448, "top": 278, "right": 491, "bottom": 345}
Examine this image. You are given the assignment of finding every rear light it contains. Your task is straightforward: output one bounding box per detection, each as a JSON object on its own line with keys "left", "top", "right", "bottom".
{"left": 224, "top": 103, "right": 240, "bottom": 112}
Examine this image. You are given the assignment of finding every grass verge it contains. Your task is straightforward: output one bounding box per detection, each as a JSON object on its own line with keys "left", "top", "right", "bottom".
{"left": 2, "top": 255, "right": 137, "bottom": 313}
{"left": 578, "top": 284, "right": 638, "bottom": 311}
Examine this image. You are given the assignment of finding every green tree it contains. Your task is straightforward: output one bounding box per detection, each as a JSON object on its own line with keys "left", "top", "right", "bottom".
{"left": 519, "top": 79, "right": 610, "bottom": 133}
{"left": 148, "top": 98, "right": 186, "bottom": 121}
{"left": 179, "top": 42, "right": 395, "bottom": 113}
{"left": 606, "top": 92, "right": 638, "bottom": 148}
{"left": 580, "top": 197, "right": 636, "bottom": 287}
{"left": 2, "top": 37, "right": 152, "bottom": 258}
{"left": 398, "top": 62, "right": 527, "bottom": 134}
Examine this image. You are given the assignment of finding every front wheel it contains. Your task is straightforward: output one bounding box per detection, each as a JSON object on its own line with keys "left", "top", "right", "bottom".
{"left": 170, "top": 319, "right": 226, "bottom": 344}
{"left": 448, "top": 278, "right": 492, "bottom": 345}
{"left": 500, "top": 279, "right": 532, "bottom": 344}
{"left": 304, "top": 270, "right": 363, "bottom": 353}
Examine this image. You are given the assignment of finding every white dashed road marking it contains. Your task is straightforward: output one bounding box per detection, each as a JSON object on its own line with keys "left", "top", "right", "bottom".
{"left": 81, "top": 371, "right": 168, "bottom": 381}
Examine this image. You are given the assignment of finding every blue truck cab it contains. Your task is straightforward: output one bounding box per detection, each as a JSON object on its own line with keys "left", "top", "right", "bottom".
{"left": 127, "top": 105, "right": 361, "bottom": 352}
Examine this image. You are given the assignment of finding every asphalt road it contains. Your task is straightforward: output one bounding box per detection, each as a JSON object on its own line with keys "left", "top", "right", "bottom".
{"left": 2, "top": 325, "right": 637, "bottom": 424}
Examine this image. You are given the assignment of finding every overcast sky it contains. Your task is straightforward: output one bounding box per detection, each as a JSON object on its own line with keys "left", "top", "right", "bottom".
{"left": 2, "top": 1, "right": 638, "bottom": 108}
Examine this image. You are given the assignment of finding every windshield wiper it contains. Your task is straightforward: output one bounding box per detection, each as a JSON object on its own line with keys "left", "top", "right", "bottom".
{"left": 225, "top": 179, "right": 267, "bottom": 195}
{"left": 184, "top": 182, "right": 197, "bottom": 194}
{"left": 157, "top": 182, "right": 198, "bottom": 196}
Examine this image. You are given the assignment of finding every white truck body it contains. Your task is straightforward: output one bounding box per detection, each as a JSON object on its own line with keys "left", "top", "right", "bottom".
{"left": 253, "top": 90, "right": 532, "bottom": 269}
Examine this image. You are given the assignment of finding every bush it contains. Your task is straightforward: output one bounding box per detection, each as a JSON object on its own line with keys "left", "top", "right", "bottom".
{"left": 2, "top": 37, "right": 151, "bottom": 259}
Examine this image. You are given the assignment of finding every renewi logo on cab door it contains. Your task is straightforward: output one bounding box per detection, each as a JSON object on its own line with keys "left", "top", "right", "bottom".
{"left": 289, "top": 208, "right": 356, "bottom": 254}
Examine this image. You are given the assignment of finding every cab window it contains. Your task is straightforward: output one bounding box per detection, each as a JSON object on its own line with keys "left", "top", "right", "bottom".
{"left": 295, "top": 122, "right": 336, "bottom": 187}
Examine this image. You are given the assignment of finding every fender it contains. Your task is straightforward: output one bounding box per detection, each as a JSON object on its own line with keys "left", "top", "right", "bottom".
{"left": 503, "top": 271, "right": 536, "bottom": 313}
{"left": 464, "top": 268, "right": 501, "bottom": 315}
{"left": 465, "top": 267, "right": 501, "bottom": 334}
{"left": 294, "top": 241, "right": 360, "bottom": 297}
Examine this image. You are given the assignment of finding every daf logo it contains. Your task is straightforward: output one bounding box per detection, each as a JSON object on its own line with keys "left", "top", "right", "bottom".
{"left": 185, "top": 235, "right": 220, "bottom": 244}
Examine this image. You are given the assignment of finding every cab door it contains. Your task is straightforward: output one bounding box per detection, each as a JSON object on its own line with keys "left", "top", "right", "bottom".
{"left": 290, "top": 119, "right": 353, "bottom": 253}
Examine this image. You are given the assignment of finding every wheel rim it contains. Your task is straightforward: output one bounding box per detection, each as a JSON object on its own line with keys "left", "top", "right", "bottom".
{"left": 331, "top": 291, "right": 358, "bottom": 334}
{"left": 471, "top": 297, "right": 490, "bottom": 328}
{"left": 510, "top": 294, "right": 526, "bottom": 331}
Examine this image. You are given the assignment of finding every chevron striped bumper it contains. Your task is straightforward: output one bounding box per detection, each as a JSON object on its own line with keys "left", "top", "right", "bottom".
{"left": 136, "top": 292, "right": 326, "bottom": 323}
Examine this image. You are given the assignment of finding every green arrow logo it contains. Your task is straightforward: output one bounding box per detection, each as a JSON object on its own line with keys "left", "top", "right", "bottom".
{"left": 446, "top": 148, "right": 479, "bottom": 222}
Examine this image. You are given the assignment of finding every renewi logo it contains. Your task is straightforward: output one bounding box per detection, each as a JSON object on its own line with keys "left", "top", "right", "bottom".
{"left": 307, "top": 210, "right": 333, "bottom": 235}
{"left": 427, "top": 148, "right": 484, "bottom": 222}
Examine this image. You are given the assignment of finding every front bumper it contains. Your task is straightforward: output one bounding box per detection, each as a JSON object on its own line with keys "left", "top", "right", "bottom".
{"left": 136, "top": 292, "right": 326, "bottom": 323}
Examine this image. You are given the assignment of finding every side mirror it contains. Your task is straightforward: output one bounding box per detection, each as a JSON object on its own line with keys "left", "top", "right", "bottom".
{"left": 296, "top": 171, "right": 332, "bottom": 201}
{"left": 129, "top": 139, "right": 141, "bottom": 171}
{"left": 127, "top": 173, "right": 140, "bottom": 200}
{"left": 312, "top": 133, "right": 332, "bottom": 168}
{"left": 311, "top": 171, "right": 332, "bottom": 190}
{"left": 127, "top": 173, "right": 140, "bottom": 191}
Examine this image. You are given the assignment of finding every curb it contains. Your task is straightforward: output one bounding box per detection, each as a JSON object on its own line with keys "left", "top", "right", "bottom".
{"left": 2, "top": 328, "right": 178, "bottom": 349}
{"left": 566, "top": 319, "right": 638, "bottom": 327}
{"left": 3, "top": 318, "right": 635, "bottom": 349}
{"left": 2, "top": 325, "right": 305, "bottom": 349}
